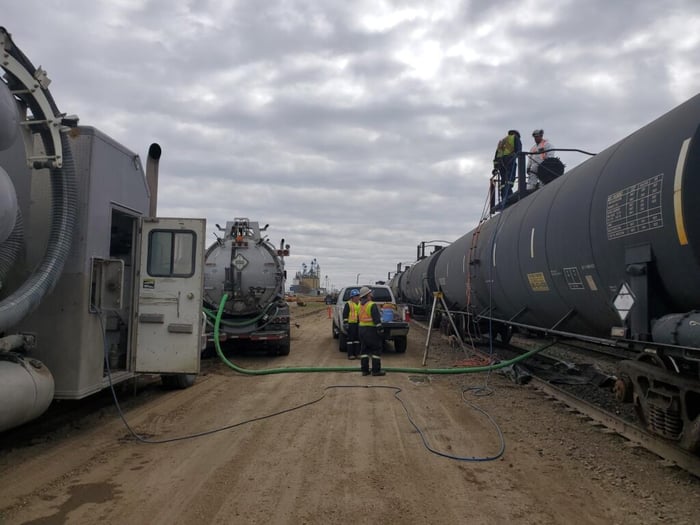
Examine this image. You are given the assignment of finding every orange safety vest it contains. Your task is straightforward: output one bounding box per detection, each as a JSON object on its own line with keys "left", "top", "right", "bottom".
{"left": 358, "top": 301, "right": 377, "bottom": 326}
{"left": 530, "top": 139, "right": 550, "bottom": 161}
{"left": 347, "top": 301, "right": 360, "bottom": 324}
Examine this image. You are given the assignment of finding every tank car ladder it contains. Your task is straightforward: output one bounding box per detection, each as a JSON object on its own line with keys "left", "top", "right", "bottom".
{"left": 464, "top": 220, "right": 485, "bottom": 342}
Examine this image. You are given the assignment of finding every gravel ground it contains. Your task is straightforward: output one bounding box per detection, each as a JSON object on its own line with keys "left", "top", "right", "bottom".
{"left": 0, "top": 308, "right": 698, "bottom": 524}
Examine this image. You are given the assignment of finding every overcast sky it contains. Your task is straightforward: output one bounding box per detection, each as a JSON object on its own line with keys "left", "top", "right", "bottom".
{"left": 3, "top": 1, "right": 699, "bottom": 291}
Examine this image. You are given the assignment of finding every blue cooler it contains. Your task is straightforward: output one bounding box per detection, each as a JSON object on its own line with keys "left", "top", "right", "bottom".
{"left": 381, "top": 308, "right": 395, "bottom": 323}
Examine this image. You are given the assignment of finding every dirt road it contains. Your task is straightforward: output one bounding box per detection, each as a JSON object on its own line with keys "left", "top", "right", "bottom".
{"left": 0, "top": 304, "right": 698, "bottom": 524}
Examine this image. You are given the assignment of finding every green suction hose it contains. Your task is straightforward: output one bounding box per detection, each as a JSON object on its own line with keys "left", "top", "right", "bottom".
{"left": 204, "top": 300, "right": 278, "bottom": 327}
{"left": 213, "top": 294, "right": 546, "bottom": 375}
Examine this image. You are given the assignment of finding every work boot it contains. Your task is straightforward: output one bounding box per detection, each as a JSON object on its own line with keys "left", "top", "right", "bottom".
{"left": 360, "top": 356, "right": 370, "bottom": 376}
{"left": 371, "top": 357, "right": 386, "bottom": 376}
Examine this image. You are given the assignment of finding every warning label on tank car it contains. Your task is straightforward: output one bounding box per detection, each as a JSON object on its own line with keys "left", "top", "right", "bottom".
{"left": 585, "top": 275, "right": 598, "bottom": 291}
{"left": 606, "top": 174, "right": 664, "bottom": 240}
{"left": 527, "top": 272, "right": 549, "bottom": 292}
{"left": 232, "top": 254, "right": 248, "bottom": 271}
{"left": 563, "top": 267, "right": 585, "bottom": 290}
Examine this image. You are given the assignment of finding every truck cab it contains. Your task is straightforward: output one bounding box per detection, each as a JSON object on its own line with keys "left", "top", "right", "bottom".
{"left": 331, "top": 284, "right": 409, "bottom": 353}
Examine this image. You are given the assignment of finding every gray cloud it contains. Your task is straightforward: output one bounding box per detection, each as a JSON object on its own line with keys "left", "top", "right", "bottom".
{"left": 3, "top": 0, "right": 698, "bottom": 289}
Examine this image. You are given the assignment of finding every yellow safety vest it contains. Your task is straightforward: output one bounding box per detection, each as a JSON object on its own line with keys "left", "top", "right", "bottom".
{"left": 358, "top": 301, "right": 377, "bottom": 327}
{"left": 495, "top": 134, "right": 516, "bottom": 159}
{"left": 347, "top": 301, "right": 360, "bottom": 324}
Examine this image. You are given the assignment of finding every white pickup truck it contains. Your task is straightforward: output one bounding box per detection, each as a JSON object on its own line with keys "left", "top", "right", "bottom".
{"left": 331, "top": 284, "right": 409, "bottom": 353}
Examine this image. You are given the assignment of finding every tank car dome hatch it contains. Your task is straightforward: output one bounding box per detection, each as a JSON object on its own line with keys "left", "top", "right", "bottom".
{"left": 0, "top": 166, "right": 18, "bottom": 243}
{"left": 0, "top": 79, "right": 20, "bottom": 150}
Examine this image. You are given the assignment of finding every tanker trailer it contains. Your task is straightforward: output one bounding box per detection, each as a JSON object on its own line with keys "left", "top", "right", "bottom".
{"left": 430, "top": 93, "right": 700, "bottom": 451}
{"left": 203, "top": 219, "right": 291, "bottom": 355}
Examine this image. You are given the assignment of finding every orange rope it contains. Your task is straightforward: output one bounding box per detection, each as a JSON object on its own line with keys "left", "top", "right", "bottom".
{"left": 452, "top": 354, "right": 495, "bottom": 368}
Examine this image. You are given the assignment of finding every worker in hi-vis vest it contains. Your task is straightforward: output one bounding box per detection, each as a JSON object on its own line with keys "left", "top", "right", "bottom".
{"left": 357, "top": 286, "right": 386, "bottom": 376}
{"left": 526, "top": 129, "right": 554, "bottom": 190}
{"left": 342, "top": 288, "right": 361, "bottom": 360}
{"left": 492, "top": 129, "right": 522, "bottom": 201}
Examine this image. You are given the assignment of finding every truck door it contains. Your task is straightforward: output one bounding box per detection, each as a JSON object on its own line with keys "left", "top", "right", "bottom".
{"left": 134, "top": 217, "right": 205, "bottom": 374}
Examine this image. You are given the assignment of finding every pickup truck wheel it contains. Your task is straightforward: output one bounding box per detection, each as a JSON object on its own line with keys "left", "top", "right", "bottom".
{"left": 332, "top": 322, "right": 339, "bottom": 339}
{"left": 338, "top": 331, "right": 347, "bottom": 352}
{"left": 394, "top": 336, "right": 407, "bottom": 353}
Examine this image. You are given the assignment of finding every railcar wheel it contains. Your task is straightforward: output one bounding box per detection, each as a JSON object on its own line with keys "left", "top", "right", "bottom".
{"left": 679, "top": 417, "right": 700, "bottom": 453}
{"left": 631, "top": 353, "right": 669, "bottom": 427}
{"left": 497, "top": 324, "right": 513, "bottom": 344}
{"left": 613, "top": 375, "right": 633, "bottom": 403}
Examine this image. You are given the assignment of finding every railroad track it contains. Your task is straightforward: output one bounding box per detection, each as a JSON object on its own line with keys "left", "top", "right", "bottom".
{"left": 497, "top": 337, "right": 700, "bottom": 478}
{"left": 552, "top": 337, "right": 639, "bottom": 362}
{"left": 414, "top": 319, "right": 700, "bottom": 478}
{"left": 530, "top": 376, "right": 700, "bottom": 478}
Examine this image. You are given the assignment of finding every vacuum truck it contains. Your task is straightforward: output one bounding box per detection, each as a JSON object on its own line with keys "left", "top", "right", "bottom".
{"left": 0, "top": 27, "right": 205, "bottom": 432}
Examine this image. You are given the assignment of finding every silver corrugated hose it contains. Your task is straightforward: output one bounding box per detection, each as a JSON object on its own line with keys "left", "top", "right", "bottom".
{"left": 0, "top": 208, "right": 24, "bottom": 290}
{"left": 0, "top": 133, "right": 77, "bottom": 331}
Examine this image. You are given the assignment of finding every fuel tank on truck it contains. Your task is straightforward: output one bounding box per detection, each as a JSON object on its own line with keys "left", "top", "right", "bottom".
{"left": 203, "top": 219, "right": 286, "bottom": 317}
{"left": 434, "top": 93, "right": 700, "bottom": 337}
{"left": 0, "top": 353, "right": 54, "bottom": 432}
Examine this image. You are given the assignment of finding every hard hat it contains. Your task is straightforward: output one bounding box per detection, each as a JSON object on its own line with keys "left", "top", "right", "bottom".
{"left": 349, "top": 289, "right": 360, "bottom": 297}
{"left": 359, "top": 286, "right": 372, "bottom": 298}
{"left": 532, "top": 129, "right": 544, "bottom": 136}
{"left": 508, "top": 129, "right": 520, "bottom": 136}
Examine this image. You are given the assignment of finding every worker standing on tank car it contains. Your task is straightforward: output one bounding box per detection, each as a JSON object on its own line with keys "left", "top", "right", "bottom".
{"left": 526, "top": 129, "right": 554, "bottom": 190}
{"left": 343, "top": 288, "right": 361, "bottom": 360}
{"left": 493, "top": 129, "right": 522, "bottom": 201}
{"left": 358, "top": 286, "right": 386, "bottom": 376}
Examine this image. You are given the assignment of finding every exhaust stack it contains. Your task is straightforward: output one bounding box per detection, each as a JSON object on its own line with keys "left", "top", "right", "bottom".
{"left": 146, "top": 143, "right": 161, "bottom": 217}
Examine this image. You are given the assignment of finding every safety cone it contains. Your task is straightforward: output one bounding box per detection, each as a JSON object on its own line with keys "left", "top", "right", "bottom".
{"left": 327, "top": 306, "right": 332, "bottom": 319}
